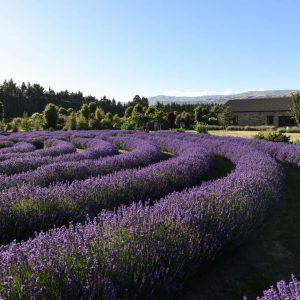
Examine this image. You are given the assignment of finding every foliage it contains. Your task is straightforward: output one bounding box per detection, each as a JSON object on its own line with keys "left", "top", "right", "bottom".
{"left": 43, "top": 103, "right": 59, "bottom": 129}
{"left": 194, "top": 105, "right": 208, "bottom": 123}
{"left": 175, "top": 111, "right": 192, "bottom": 129}
{"left": 172, "top": 127, "right": 185, "bottom": 132}
{"left": 254, "top": 131, "right": 290, "bottom": 143}
{"left": 120, "top": 119, "right": 135, "bottom": 130}
{"left": 0, "top": 101, "right": 4, "bottom": 122}
{"left": 194, "top": 123, "right": 208, "bottom": 134}
{"left": 64, "top": 112, "right": 77, "bottom": 130}
{"left": 219, "top": 105, "right": 233, "bottom": 127}
{"left": 205, "top": 125, "right": 223, "bottom": 130}
{"left": 167, "top": 111, "right": 176, "bottom": 128}
{"left": 20, "top": 113, "right": 31, "bottom": 131}
{"left": 58, "top": 107, "right": 68, "bottom": 116}
{"left": 11, "top": 117, "right": 22, "bottom": 132}
{"left": 277, "top": 126, "right": 300, "bottom": 133}
{"left": 0, "top": 79, "right": 126, "bottom": 118}
{"left": 80, "top": 103, "right": 90, "bottom": 120}
{"left": 88, "top": 102, "right": 97, "bottom": 114}
{"left": 124, "top": 106, "right": 133, "bottom": 118}
{"left": 100, "top": 117, "right": 113, "bottom": 129}
{"left": 76, "top": 115, "right": 89, "bottom": 130}
{"left": 291, "top": 92, "right": 300, "bottom": 125}
{"left": 227, "top": 125, "right": 276, "bottom": 131}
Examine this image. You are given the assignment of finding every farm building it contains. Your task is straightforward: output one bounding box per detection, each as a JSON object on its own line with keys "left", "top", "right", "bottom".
{"left": 225, "top": 97, "right": 295, "bottom": 127}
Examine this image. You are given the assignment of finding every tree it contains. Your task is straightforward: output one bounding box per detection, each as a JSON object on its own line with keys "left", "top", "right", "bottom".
{"left": 167, "top": 111, "right": 176, "bottom": 128}
{"left": 181, "top": 111, "right": 192, "bottom": 129}
{"left": 43, "top": 103, "right": 59, "bottom": 129}
{"left": 291, "top": 92, "right": 300, "bottom": 125}
{"left": 175, "top": 113, "right": 184, "bottom": 128}
{"left": 65, "top": 112, "right": 77, "bottom": 130}
{"left": 124, "top": 106, "right": 133, "bottom": 118}
{"left": 132, "top": 95, "right": 142, "bottom": 106}
{"left": 219, "top": 105, "right": 233, "bottom": 128}
{"left": 80, "top": 104, "right": 90, "bottom": 120}
{"left": 194, "top": 105, "right": 207, "bottom": 123}
{"left": 0, "top": 101, "right": 4, "bottom": 123}
{"left": 95, "top": 107, "right": 105, "bottom": 121}
{"left": 112, "top": 114, "right": 121, "bottom": 129}
{"left": 58, "top": 107, "right": 68, "bottom": 116}
{"left": 100, "top": 117, "right": 112, "bottom": 129}
{"left": 88, "top": 102, "right": 97, "bottom": 114}
{"left": 131, "top": 104, "right": 145, "bottom": 128}
{"left": 105, "top": 112, "right": 113, "bottom": 121}
{"left": 30, "top": 112, "right": 43, "bottom": 131}
{"left": 20, "top": 113, "right": 31, "bottom": 131}
{"left": 153, "top": 101, "right": 166, "bottom": 126}
{"left": 67, "top": 108, "right": 74, "bottom": 115}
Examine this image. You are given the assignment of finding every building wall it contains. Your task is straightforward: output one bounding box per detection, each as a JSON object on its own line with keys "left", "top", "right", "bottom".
{"left": 233, "top": 111, "right": 291, "bottom": 126}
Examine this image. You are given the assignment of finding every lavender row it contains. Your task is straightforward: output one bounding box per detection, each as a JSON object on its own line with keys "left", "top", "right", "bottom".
{"left": 0, "top": 133, "right": 283, "bottom": 299}
{"left": 183, "top": 131, "right": 300, "bottom": 167}
{"left": 0, "top": 138, "right": 118, "bottom": 176}
{"left": 0, "top": 137, "right": 213, "bottom": 244}
{"left": 0, "top": 138, "right": 76, "bottom": 164}
{"left": 245, "top": 275, "right": 300, "bottom": 300}
{"left": 0, "top": 137, "right": 161, "bottom": 188}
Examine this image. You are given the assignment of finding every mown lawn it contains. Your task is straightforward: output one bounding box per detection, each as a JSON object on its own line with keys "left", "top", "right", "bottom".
{"left": 184, "top": 164, "right": 300, "bottom": 300}
{"left": 207, "top": 130, "right": 300, "bottom": 142}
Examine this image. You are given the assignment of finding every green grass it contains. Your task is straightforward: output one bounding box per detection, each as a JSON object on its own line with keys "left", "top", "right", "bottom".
{"left": 207, "top": 130, "right": 300, "bottom": 142}
{"left": 183, "top": 164, "right": 300, "bottom": 299}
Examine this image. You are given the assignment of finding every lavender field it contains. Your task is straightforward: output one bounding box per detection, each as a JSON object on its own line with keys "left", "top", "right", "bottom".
{"left": 0, "top": 130, "right": 300, "bottom": 299}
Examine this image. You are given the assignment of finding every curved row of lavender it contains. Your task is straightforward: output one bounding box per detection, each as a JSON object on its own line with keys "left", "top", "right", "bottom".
{"left": 0, "top": 138, "right": 118, "bottom": 175}
{"left": 178, "top": 131, "right": 300, "bottom": 167}
{"left": 245, "top": 275, "right": 300, "bottom": 300}
{"left": 0, "top": 131, "right": 284, "bottom": 299}
{"left": 0, "top": 137, "right": 162, "bottom": 187}
{"left": 0, "top": 134, "right": 213, "bottom": 244}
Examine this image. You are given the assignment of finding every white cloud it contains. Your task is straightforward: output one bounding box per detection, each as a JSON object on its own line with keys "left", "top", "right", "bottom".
{"left": 162, "top": 89, "right": 266, "bottom": 97}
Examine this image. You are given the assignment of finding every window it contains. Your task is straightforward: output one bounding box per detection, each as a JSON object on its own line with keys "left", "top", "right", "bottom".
{"left": 279, "top": 116, "right": 296, "bottom": 127}
{"left": 267, "top": 116, "right": 274, "bottom": 125}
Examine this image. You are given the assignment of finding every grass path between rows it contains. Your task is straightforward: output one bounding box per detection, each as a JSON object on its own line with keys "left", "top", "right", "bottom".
{"left": 183, "top": 164, "right": 300, "bottom": 300}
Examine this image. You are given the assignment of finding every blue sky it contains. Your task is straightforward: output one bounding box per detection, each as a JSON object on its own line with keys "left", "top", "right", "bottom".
{"left": 1, "top": 0, "right": 300, "bottom": 101}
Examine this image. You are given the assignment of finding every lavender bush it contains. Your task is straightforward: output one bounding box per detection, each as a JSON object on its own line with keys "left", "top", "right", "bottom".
{"left": 247, "top": 275, "right": 300, "bottom": 300}
{"left": 0, "top": 130, "right": 287, "bottom": 299}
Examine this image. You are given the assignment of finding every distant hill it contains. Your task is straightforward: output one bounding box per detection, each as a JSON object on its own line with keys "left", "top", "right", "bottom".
{"left": 148, "top": 90, "right": 298, "bottom": 105}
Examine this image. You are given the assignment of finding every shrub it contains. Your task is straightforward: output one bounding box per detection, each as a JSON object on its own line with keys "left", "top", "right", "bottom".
{"left": 277, "top": 127, "right": 286, "bottom": 133}
{"left": 11, "top": 117, "right": 22, "bottom": 132}
{"left": 277, "top": 126, "right": 300, "bottom": 133}
{"left": 227, "top": 125, "right": 275, "bottom": 131}
{"left": 100, "top": 117, "right": 113, "bottom": 129}
{"left": 88, "top": 118, "right": 100, "bottom": 129}
{"left": 194, "top": 123, "right": 208, "bottom": 134}
{"left": 64, "top": 112, "right": 77, "bottom": 130}
{"left": 206, "top": 125, "right": 223, "bottom": 130}
{"left": 172, "top": 128, "right": 185, "bottom": 132}
{"left": 76, "top": 116, "right": 89, "bottom": 130}
{"left": 254, "top": 132, "right": 290, "bottom": 143}
{"left": 43, "top": 103, "right": 59, "bottom": 129}
{"left": 4, "top": 123, "right": 12, "bottom": 131}
{"left": 121, "top": 120, "right": 136, "bottom": 130}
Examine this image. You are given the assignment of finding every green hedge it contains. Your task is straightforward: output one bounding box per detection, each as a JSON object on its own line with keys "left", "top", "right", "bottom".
{"left": 226, "top": 125, "right": 276, "bottom": 131}
{"left": 277, "top": 127, "right": 300, "bottom": 133}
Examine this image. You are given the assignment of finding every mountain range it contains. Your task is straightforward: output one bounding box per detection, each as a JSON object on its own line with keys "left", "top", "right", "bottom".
{"left": 148, "top": 89, "right": 298, "bottom": 105}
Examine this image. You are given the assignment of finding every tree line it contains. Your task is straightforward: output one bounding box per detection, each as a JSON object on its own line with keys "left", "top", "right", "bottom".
{"left": 0, "top": 79, "right": 231, "bottom": 132}
{"left": 0, "top": 79, "right": 211, "bottom": 120}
